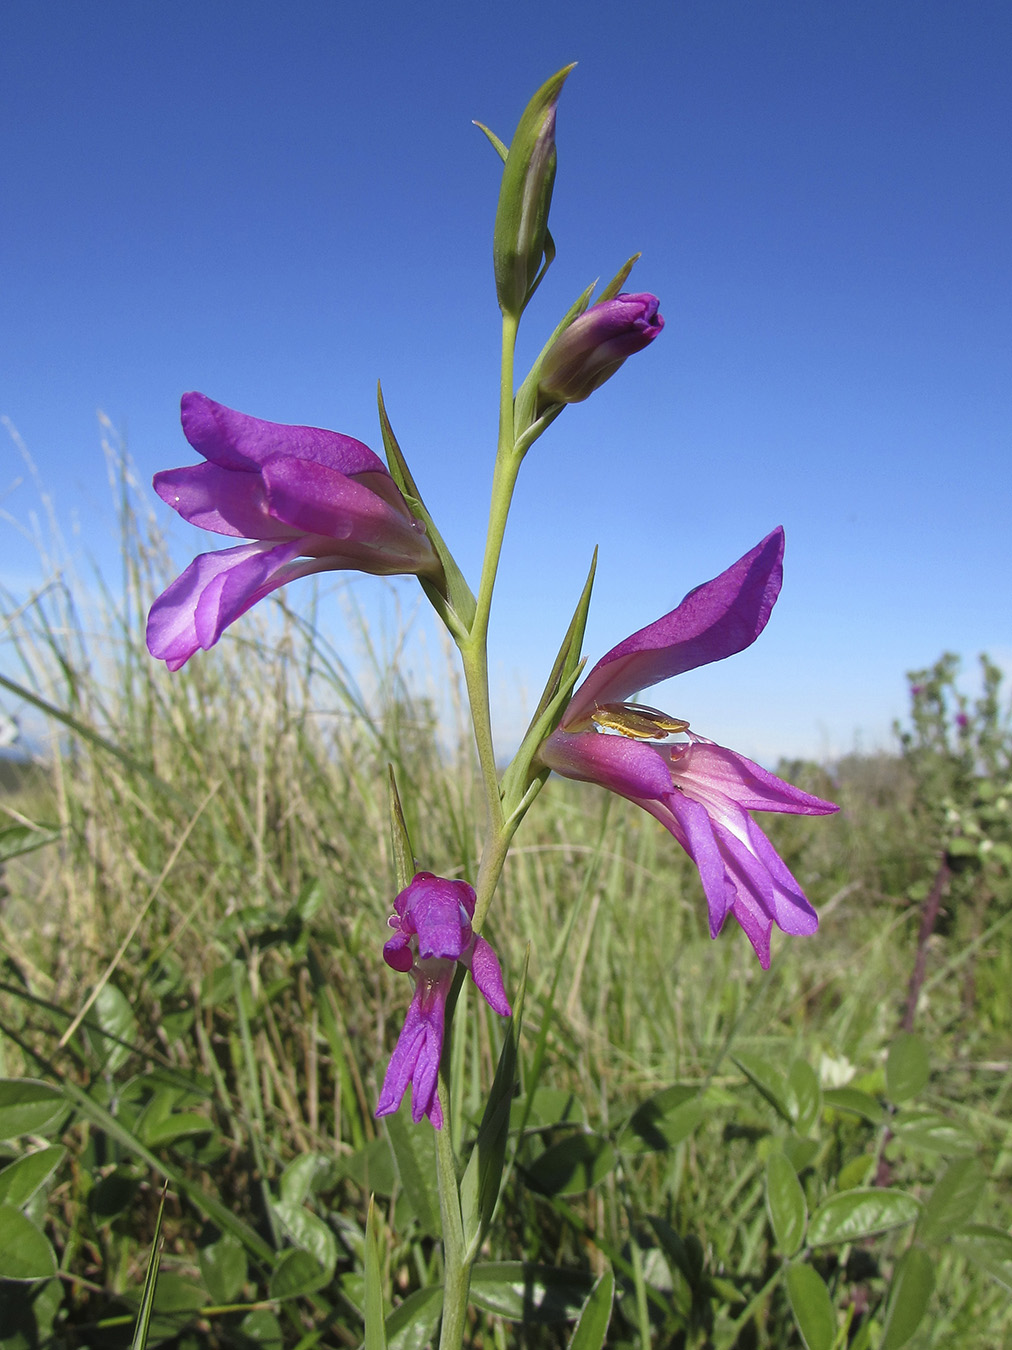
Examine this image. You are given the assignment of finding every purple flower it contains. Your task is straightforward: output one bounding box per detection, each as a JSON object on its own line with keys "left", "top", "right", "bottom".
{"left": 538, "top": 529, "right": 838, "bottom": 968}
{"left": 537, "top": 293, "right": 664, "bottom": 407}
{"left": 376, "top": 872, "right": 511, "bottom": 1128}
{"left": 147, "top": 393, "right": 440, "bottom": 670}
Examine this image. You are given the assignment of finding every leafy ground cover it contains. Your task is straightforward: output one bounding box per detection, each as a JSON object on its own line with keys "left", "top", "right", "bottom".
{"left": 1, "top": 490, "right": 1010, "bottom": 1348}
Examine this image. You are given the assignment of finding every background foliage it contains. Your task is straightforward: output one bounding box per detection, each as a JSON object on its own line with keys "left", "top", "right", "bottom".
{"left": 1, "top": 467, "right": 1010, "bottom": 1348}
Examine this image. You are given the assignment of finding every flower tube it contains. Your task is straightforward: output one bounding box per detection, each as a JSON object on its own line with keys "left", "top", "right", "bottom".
{"left": 376, "top": 872, "right": 511, "bottom": 1127}
{"left": 538, "top": 529, "right": 838, "bottom": 967}
{"left": 147, "top": 393, "right": 441, "bottom": 670}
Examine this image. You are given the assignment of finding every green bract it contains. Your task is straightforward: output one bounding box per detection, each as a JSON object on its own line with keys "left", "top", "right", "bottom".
{"left": 492, "top": 64, "right": 573, "bottom": 317}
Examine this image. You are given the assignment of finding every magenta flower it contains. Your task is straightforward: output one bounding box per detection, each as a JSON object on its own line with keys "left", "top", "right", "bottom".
{"left": 147, "top": 393, "right": 441, "bottom": 670}
{"left": 537, "top": 293, "right": 664, "bottom": 407}
{"left": 376, "top": 872, "right": 511, "bottom": 1128}
{"left": 538, "top": 529, "right": 838, "bottom": 968}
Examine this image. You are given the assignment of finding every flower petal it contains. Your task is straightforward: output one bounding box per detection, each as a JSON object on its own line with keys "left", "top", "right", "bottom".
{"left": 146, "top": 539, "right": 322, "bottom": 670}
{"left": 154, "top": 463, "right": 293, "bottom": 540}
{"left": 675, "top": 738, "right": 838, "bottom": 816}
{"left": 376, "top": 975, "right": 448, "bottom": 1127}
{"left": 565, "top": 528, "right": 784, "bottom": 725}
{"left": 644, "top": 793, "right": 734, "bottom": 937}
{"left": 466, "top": 936, "right": 512, "bottom": 1016}
{"left": 539, "top": 727, "right": 677, "bottom": 802}
{"left": 181, "top": 391, "right": 387, "bottom": 477}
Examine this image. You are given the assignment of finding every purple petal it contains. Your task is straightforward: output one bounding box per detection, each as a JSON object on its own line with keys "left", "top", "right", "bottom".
{"left": 382, "top": 930, "right": 414, "bottom": 972}
{"left": 262, "top": 456, "right": 434, "bottom": 572}
{"left": 466, "top": 936, "right": 512, "bottom": 1016}
{"left": 146, "top": 539, "right": 323, "bottom": 670}
{"left": 539, "top": 728, "right": 677, "bottom": 802}
{"left": 181, "top": 391, "right": 387, "bottom": 477}
{"left": 375, "top": 974, "right": 449, "bottom": 1127}
{"left": 565, "top": 529, "right": 785, "bottom": 726}
{"left": 646, "top": 793, "right": 734, "bottom": 937}
{"left": 674, "top": 738, "right": 838, "bottom": 817}
{"left": 154, "top": 463, "right": 293, "bottom": 540}
{"left": 397, "top": 875, "right": 476, "bottom": 962}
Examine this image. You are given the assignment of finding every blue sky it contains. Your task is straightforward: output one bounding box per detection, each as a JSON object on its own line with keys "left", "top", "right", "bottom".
{"left": 2, "top": 1, "right": 1009, "bottom": 761}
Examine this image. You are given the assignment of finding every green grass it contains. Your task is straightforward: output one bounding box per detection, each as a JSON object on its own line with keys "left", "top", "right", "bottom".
{"left": 0, "top": 463, "right": 1010, "bottom": 1348}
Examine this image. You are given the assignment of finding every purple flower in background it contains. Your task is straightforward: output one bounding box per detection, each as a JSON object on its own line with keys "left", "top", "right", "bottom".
{"left": 537, "top": 293, "right": 664, "bottom": 407}
{"left": 147, "top": 393, "right": 441, "bottom": 670}
{"left": 539, "top": 529, "right": 838, "bottom": 968}
{"left": 376, "top": 872, "right": 511, "bottom": 1128}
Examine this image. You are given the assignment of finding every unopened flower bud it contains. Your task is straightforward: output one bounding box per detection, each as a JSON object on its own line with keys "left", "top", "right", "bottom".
{"left": 537, "top": 293, "right": 664, "bottom": 407}
{"left": 493, "top": 66, "right": 573, "bottom": 317}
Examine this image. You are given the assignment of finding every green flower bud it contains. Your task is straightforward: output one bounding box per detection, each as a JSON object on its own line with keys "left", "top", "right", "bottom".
{"left": 493, "top": 65, "right": 574, "bottom": 318}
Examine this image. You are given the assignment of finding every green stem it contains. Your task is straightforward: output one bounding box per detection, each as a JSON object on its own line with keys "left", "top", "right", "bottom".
{"left": 435, "top": 1078, "right": 470, "bottom": 1350}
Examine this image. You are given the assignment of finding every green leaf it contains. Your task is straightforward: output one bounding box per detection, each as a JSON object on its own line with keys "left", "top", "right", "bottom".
{"left": 238, "top": 1309, "right": 284, "bottom": 1347}
{"left": 618, "top": 1085, "right": 706, "bottom": 1154}
{"left": 766, "top": 1152, "right": 807, "bottom": 1258}
{"left": 822, "top": 1087, "right": 884, "bottom": 1123}
{"left": 0, "top": 1145, "right": 65, "bottom": 1209}
{"left": 808, "top": 1189, "right": 920, "bottom": 1246}
{"left": 335, "top": 1135, "right": 398, "bottom": 1196}
{"left": 890, "top": 1109, "right": 976, "bottom": 1155}
{"left": 788, "top": 1059, "right": 822, "bottom": 1135}
{"left": 733, "top": 1052, "right": 793, "bottom": 1123}
{"left": 510, "top": 1088, "right": 586, "bottom": 1133}
{"left": 84, "top": 983, "right": 137, "bottom": 1074}
{"left": 836, "top": 1154, "right": 875, "bottom": 1190}
{"left": 383, "top": 1108, "right": 441, "bottom": 1237}
{"left": 279, "top": 1152, "right": 338, "bottom": 1207}
{"left": 0, "top": 823, "right": 59, "bottom": 862}
{"left": 951, "top": 1224, "right": 1012, "bottom": 1291}
{"left": 268, "top": 1248, "right": 332, "bottom": 1301}
{"left": 0, "top": 1080, "right": 65, "bottom": 1139}
{"left": 886, "top": 1033, "right": 931, "bottom": 1104}
{"left": 130, "top": 1182, "right": 167, "bottom": 1350}
{"left": 271, "top": 1198, "right": 337, "bottom": 1276}
{"left": 364, "top": 1195, "right": 387, "bottom": 1350}
{"left": 385, "top": 1283, "right": 443, "bottom": 1350}
{"left": 917, "top": 1158, "right": 985, "bottom": 1244}
{"left": 460, "top": 953, "right": 528, "bottom": 1252}
{"left": 198, "top": 1231, "right": 247, "bottom": 1305}
{"left": 469, "top": 1262, "right": 596, "bottom": 1323}
{"left": 0, "top": 1204, "right": 57, "bottom": 1281}
{"left": 387, "top": 768, "right": 416, "bottom": 892}
{"left": 596, "top": 254, "right": 641, "bottom": 305}
{"left": 524, "top": 1133, "right": 616, "bottom": 1197}
{"left": 567, "top": 1263, "right": 614, "bottom": 1350}
{"left": 785, "top": 1261, "right": 836, "bottom": 1350}
{"left": 880, "top": 1246, "right": 935, "bottom": 1350}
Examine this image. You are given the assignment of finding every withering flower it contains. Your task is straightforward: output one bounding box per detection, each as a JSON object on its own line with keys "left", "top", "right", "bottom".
{"left": 376, "top": 872, "right": 511, "bottom": 1127}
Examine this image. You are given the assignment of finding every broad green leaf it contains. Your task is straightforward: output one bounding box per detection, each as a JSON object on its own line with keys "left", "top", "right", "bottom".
{"left": 269, "top": 1247, "right": 332, "bottom": 1300}
{"left": 567, "top": 1263, "right": 614, "bottom": 1350}
{"left": 733, "top": 1053, "right": 793, "bottom": 1122}
{"left": 271, "top": 1198, "right": 338, "bottom": 1276}
{"left": 383, "top": 1110, "right": 441, "bottom": 1237}
{"left": 238, "top": 1309, "right": 284, "bottom": 1347}
{"left": 510, "top": 1087, "right": 586, "bottom": 1133}
{"left": 364, "top": 1196, "right": 387, "bottom": 1350}
{"left": 335, "top": 1135, "right": 397, "bottom": 1196}
{"left": 890, "top": 1109, "right": 976, "bottom": 1155}
{"left": 86, "top": 983, "right": 137, "bottom": 1073}
{"left": 0, "top": 1145, "right": 65, "bottom": 1208}
{"left": 808, "top": 1189, "right": 920, "bottom": 1246}
{"left": 886, "top": 1033, "right": 931, "bottom": 1104}
{"left": 917, "top": 1158, "right": 985, "bottom": 1244}
{"left": 523, "top": 1133, "right": 616, "bottom": 1197}
{"left": 0, "top": 1080, "right": 65, "bottom": 1139}
{"left": 785, "top": 1261, "right": 836, "bottom": 1350}
{"left": 0, "top": 1204, "right": 57, "bottom": 1281}
{"left": 837, "top": 1154, "right": 875, "bottom": 1190}
{"left": 0, "top": 823, "right": 59, "bottom": 862}
{"left": 618, "top": 1086, "right": 705, "bottom": 1154}
{"left": 766, "top": 1152, "right": 807, "bottom": 1258}
{"left": 789, "top": 1059, "right": 822, "bottom": 1135}
{"left": 469, "top": 1262, "right": 596, "bottom": 1323}
{"left": 198, "top": 1231, "right": 247, "bottom": 1305}
{"left": 782, "top": 1134, "right": 820, "bottom": 1174}
{"left": 279, "top": 1152, "right": 338, "bottom": 1206}
{"left": 822, "top": 1087, "right": 884, "bottom": 1123}
{"left": 951, "top": 1224, "right": 1012, "bottom": 1291}
{"left": 880, "top": 1246, "right": 934, "bottom": 1350}
{"left": 385, "top": 1283, "right": 443, "bottom": 1350}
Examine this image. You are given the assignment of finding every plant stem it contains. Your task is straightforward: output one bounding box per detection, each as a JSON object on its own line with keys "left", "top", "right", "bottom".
{"left": 435, "top": 1079, "right": 470, "bottom": 1349}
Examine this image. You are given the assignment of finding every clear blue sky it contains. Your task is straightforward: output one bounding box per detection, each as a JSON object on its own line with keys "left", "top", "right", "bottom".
{"left": 2, "top": 1, "right": 1009, "bottom": 761}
